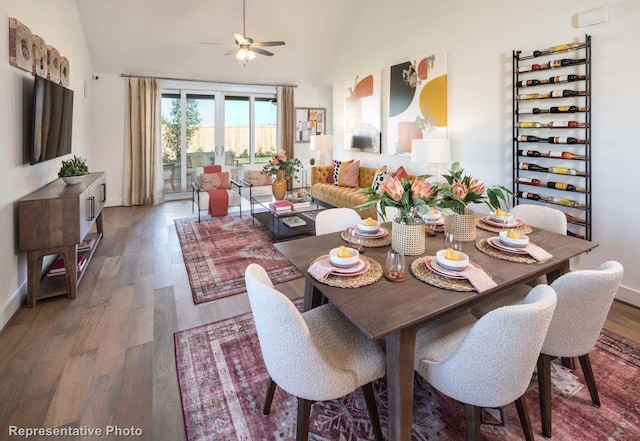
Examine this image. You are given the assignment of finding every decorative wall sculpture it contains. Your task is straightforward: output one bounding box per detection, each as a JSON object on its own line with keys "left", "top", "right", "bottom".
{"left": 344, "top": 71, "right": 381, "bottom": 154}
{"left": 386, "top": 51, "right": 448, "bottom": 155}
{"left": 8, "top": 17, "right": 70, "bottom": 86}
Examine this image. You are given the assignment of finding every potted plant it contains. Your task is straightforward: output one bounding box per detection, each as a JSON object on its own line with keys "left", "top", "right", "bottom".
{"left": 58, "top": 155, "right": 89, "bottom": 185}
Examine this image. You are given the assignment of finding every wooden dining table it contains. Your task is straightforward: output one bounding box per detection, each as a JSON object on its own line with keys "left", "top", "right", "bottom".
{"left": 274, "top": 222, "right": 597, "bottom": 441}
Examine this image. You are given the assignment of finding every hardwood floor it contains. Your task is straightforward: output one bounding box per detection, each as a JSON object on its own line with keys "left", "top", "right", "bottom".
{"left": 0, "top": 200, "right": 637, "bottom": 440}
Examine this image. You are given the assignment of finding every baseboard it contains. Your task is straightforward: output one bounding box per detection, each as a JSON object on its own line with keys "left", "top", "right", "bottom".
{"left": 0, "top": 283, "right": 26, "bottom": 333}
{"left": 615, "top": 285, "right": 640, "bottom": 308}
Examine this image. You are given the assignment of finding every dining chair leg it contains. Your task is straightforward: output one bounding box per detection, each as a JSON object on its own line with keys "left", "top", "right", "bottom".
{"left": 578, "top": 353, "right": 601, "bottom": 407}
{"left": 296, "top": 397, "right": 313, "bottom": 441}
{"left": 515, "top": 396, "right": 534, "bottom": 441}
{"left": 464, "top": 403, "right": 482, "bottom": 441}
{"left": 361, "top": 382, "right": 383, "bottom": 441}
{"left": 562, "top": 357, "right": 576, "bottom": 369}
{"left": 263, "top": 377, "right": 277, "bottom": 415}
{"left": 537, "top": 354, "right": 553, "bottom": 438}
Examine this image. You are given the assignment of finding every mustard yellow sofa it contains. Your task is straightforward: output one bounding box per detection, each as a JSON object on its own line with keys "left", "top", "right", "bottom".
{"left": 310, "top": 165, "right": 379, "bottom": 220}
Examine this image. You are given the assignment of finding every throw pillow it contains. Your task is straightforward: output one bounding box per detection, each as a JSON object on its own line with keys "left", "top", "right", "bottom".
{"left": 393, "top": 165, "right": 409, "bottom": 181}
{"left": 200, "top": 172, "right": 231, "bottom": 191}
{"left": 204, "top": 165, "right": 222, "bottom": 173}
{"left": 337, "top": 160, "right": 360, "bottom": 187}
{"left": 371, "top": 166, "right": 391, "bottom": 193}
{"left": 332, "top": 159, "right": 354, "bottom": 185}
{"left": 244, "top": 170, "right": 273, "bottom": 186}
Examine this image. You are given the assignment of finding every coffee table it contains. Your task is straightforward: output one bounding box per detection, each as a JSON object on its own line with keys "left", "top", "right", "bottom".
{"left": 250, "top": 195, "right": 325, "bottom": 240}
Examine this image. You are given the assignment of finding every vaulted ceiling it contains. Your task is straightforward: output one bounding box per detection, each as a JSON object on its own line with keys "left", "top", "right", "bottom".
{"left": 75, "top": 0, "right": 359, "bottom": 85}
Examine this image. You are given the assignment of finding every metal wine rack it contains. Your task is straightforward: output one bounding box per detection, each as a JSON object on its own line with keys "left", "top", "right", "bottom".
{"left": 512, "top": 35, "right": 592, "bottom": 240}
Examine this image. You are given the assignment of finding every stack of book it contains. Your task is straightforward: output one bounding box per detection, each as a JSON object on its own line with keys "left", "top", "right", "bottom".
{"left": 291, "top": 200, "right": 311, "bottom": 210}
{"left": 77, "top": 238, "right": 96, "bottom": 253}
{"left": 269, "top": 201, "right": 293, "bottom": 213}
{"left": 47, "top": 255, "right": 88, "bottom": 277}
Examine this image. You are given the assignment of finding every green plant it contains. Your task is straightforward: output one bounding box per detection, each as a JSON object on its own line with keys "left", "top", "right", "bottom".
{"left": 439, "top": 162, "right": 513, "bottom": 215}
{"left": 58, "top": 155, "right": 88, "bottom": 178}
{"left": 309, "top": 158, "right": 316, "bottom": 165}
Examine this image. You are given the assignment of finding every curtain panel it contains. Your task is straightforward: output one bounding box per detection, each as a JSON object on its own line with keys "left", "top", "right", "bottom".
{"left": 279, "top": 86, "right": 295, "bottom": 189}
{"left": 123, "top": 78, "right": 163, "bottom": 206}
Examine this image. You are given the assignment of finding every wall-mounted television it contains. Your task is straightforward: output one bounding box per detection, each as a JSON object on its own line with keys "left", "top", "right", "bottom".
{"left": 30, "top": 75, "right": 74, "bottom": 165}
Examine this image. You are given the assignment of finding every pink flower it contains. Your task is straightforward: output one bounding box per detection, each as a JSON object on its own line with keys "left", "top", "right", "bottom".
{"left": 411, "top": 177, "right": 435, "bottom": 199}
{"left": 271, "top": 159, "right": 279, "bottom": 165}
{"left": 276, "top": 152, "right": 287, "bottom": 162}
{"left": 380, "top": 176, "right": 405, "bottom": 202}
{"left": 450, "top": 180, "right": 469, "bottom": 200}
{"left": 469, "top": 178, "right": 485, "bottom": 196}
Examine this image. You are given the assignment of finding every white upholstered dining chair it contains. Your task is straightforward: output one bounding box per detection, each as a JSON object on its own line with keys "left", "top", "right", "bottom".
{"left": 314, "top": 207, "right": 362, "bottom": 235}
{"left": 511, "top": 204, "right": 567, "bottom": 235}
{"left": 245, "top": 263, "right": 386, "bottom": 441}
{"left": 376, "top": 200, "right": 399, "bottom": 222}
{"left": 414, "top": 285, "right": 557, "bottom": 441}
{"left": 536, "top": 260, "right": 623, "bottom": 438}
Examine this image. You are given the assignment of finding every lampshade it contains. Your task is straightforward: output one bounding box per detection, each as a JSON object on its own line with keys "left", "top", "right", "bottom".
{"left": 411, "top": 138, "right": 451, "bottom": 164}
{"left": 310, "top": 135, "right": 333, "bottom": 151}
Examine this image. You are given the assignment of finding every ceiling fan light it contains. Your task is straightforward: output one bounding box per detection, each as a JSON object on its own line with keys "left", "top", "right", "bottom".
{"left": 247, "top": 49, "right": 256, "bottom": 60}
{"left": 236, "top": 48, "right": 247, "bottom": 60}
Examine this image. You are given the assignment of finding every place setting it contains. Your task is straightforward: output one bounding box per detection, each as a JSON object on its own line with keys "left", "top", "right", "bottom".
{"left": 308, "top": 245, "right": 382, "bottom": 288}
{"left": 476, "top": 227, "right": 554, "bottom": 264}
{"left": 422, "top": 207, "right": 445, "bottom": 236}
{"left": 411, "top": 233, "right": 497, "bottom": 292}
{"left": 476, "top": 209, "right": 533, "bottom": 234}
{"left": 340, "top": 217, "right": 391, "bottom": 248}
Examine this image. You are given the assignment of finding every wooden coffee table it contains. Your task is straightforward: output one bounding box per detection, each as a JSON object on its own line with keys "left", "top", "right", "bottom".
{"left": 250, "top": 195, "right": 325, "bottom": 240}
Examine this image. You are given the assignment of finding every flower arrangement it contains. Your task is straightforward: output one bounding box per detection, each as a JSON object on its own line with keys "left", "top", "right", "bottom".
{"left": 262, "top": 151, "right": 302, "bottom": 180}
{"left": 439, "top": 162, "right": 512, "bottom": 215}
{"left": 358, "top": 175, "right": 438, "bottom": 222}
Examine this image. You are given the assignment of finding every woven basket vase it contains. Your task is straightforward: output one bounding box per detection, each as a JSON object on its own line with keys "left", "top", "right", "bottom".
{"left": 391, "top": 218, "right": 426, "bottom": 256}
{"left": 444, "top": 213, "right": 477, "bottom": 242}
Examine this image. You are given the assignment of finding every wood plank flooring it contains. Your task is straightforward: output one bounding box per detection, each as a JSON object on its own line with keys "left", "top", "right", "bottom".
{"left": 0, "top": 200, "right": 637, "bottom": 440}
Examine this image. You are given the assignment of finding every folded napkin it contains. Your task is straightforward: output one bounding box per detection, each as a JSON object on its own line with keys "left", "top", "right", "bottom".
{"left": 308, "top": 258, "right": 336, "bottom": 280}
{"left": 523, "top": 243, "right": 553, "bottom": 262}
{"left": 460, "top": 265, "right": 498, "bottom": 293}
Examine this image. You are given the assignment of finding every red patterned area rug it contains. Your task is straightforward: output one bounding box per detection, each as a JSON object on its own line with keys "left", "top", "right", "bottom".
{"left": 175, "top": 216, "right": 304, "bottom": 304}
{"left": 174, "top": 307, "right": 640, "bottom": 441}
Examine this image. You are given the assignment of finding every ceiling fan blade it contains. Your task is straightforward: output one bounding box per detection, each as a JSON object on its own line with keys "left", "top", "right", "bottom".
{"left": 233, "top": 33, "right": 247, "bottom": 45}
{"left": 252, "top": 47, "right": 274, "bottom": 57}
{"left": 225, "top": 48, "right": 240, "bottom": 56}
{"left": 199, "top": 42, "right": 230, "bottom": 46}
{"left": 254, "top": 41, "right": 286, "bottom": 47}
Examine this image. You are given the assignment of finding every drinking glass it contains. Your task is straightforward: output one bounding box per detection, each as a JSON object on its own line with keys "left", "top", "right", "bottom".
{"left": 348, "top": 227, "right": 365, "bottom": 253}
{"left": 386, "top": 250, "right": 406, "bottom": 281}
{"left": 444, "top": 232, "right": 462, "bottom": 251}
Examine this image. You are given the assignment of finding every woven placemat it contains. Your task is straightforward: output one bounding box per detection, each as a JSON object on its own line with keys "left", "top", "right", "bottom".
{"left": 475, "top": 239, "right": 540, "bottom": 264}
{"left": 475, "top": 218, "right": 533, "bottom": 234}
{"left": 341, "top": 230, "right": 392, "bottom": 248}
{"left": 411, "top": 257, "right": 478, "bottom": 292}
{"left": 310, "top": 256, "right": 383, "bottom": 288}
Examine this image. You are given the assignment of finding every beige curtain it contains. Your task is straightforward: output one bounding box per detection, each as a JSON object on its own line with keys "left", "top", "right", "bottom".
{"left": 279, "top": 85, "right": 295, "bottom": 188}
{"left": 123, "top": 77, "right": 163, "bottom": 206}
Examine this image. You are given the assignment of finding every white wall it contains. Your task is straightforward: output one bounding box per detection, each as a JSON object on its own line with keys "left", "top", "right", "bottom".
{"left": 0, "top": 0, "right": 94, "bottom": 329}
{"left": 324, "top": 0, "right": 640, "bottom": 305}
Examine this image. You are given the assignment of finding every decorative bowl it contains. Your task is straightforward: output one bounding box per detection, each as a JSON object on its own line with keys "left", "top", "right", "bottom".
{"left": 329, "top": 247, "right": 360, "bottom": 268}
{"left": 62, "top": 176, "right": 85, "bottom": 185}
{"left": 436, "top": 249, "right": 470, "bottom": 271}
{"left": 499, "top": 230, "right": 530, "bottom": 248}
{"left": 490, "top": 212, "right": 514, "bottom": 224}
{"left": 357, "top": 219, "right": 380, "bottom": 234}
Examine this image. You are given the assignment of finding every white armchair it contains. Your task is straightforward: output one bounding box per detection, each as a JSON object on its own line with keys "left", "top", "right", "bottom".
{"left": 191, "top": 165, "right": 242, "bottom": 222}
{"left": 239, "top": 163, "right": 274, "bottom": 200}
{"left": 414, "top": 285, "right": 557, "bottom": 440}
{"left": 245, "top": 264, "right": 386, "bottom": 441}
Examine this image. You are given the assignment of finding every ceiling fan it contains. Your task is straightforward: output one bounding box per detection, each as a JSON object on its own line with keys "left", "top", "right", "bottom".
{"left": 199, "top": 0, "right": 285, "bottom": 65}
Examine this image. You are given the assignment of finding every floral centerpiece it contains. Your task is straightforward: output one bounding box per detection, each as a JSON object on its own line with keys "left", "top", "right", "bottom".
{"left": 262, "top": 151, "right": 302, "bottom": 200}
{"left": 438, "top": 162, "right": 512, "bottom": 215}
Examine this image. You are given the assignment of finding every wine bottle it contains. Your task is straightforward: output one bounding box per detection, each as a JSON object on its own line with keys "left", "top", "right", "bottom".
{"left": 548, "top": 43, "right": 582, "bottom": 53}
{"left": 517, "top": 135, "right": 546, "bottom": 142}
{"left": 567, "top": 230, "right": 586, "bottom": 239}
{"left": 550, "top": 58, "right": 586, "bottom": 68}
{"left": 518, "top": 149, "right": 545, "bottom": 157}
{"left": 547, "top": 181, "right": 586, "bottom": 192}
{"left": 549, "top": 74, "right": 586, "bottom": 83}
{"left": 549, "top": 105, "right": 579, "bottom": 113}
{"left": 517, "top": 121, "right": 546, "bottom": 128}
{"left": 518, "top": 62, "right": 550, "bottom": 73}
{"left": 550, "top": 89, "right": 586, "bottom": 98}
{"left": 546, "top": 151, "right": 586, "bottom": 160}
{"left": 548, "top": 121, "right": 585, "bottom": 128}
{"left": 548, "top": 197, "right": 587, "bottom": 209}
{"left": 516, "top": 93, "right": 543, "bottom": 100}
{"left": 518, "top": 177, "right": 542, "bottom": 186}
{"left": 547, "top": 137, "right": 586, "bottom": 145}
{"left": 516, "top": 79, "right": 541, "bottom": 88}
{"left": 548, "top": 166, "right": 586, "bottom": 176}
{"left": 517, "top": 191, "right": 542, "bottom": 201}
{"left": 519, "top": 163, "right": 547, "bottom": 172}
{"left": 565, "top": 213, "right": 587, "bottom": 224}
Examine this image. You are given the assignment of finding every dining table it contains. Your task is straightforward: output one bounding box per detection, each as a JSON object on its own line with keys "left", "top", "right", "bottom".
{"left": 273, "top": 220, "right": 598, "bottom": 441}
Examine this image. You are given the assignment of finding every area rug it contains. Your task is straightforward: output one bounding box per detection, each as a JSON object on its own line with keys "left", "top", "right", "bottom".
{"left": 174, "top": 307, "right": 640, "bottom": 441}
{"left": 175, "top": 216, "right": 303, "bottom": 304}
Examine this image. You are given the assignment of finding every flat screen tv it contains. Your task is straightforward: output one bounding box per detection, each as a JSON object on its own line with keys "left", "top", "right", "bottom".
{"left": 30, "top": 75, "right": 74, "bottom": 165}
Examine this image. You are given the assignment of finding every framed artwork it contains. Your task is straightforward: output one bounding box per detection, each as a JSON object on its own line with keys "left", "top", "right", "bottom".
{"left": 344, "top": 70, "right": 382, "bottom": 154}
{"left": 295, "top": 107, "right": 326, "bottom": 142}
{"left": 386, "top": 51, "right": 448, "bottom": 155}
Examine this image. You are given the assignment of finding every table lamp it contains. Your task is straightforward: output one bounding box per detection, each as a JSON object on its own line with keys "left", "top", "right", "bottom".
{"left": 411, "top": 138, "right": 451, "bottom": 181}
{"left": 310, "top": 135, "right": 333, "bottom": 165}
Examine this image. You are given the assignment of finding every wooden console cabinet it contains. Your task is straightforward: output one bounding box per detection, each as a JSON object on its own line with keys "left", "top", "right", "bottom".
{"left": 18, "top": 172, "right": 106, "bottom": 307}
